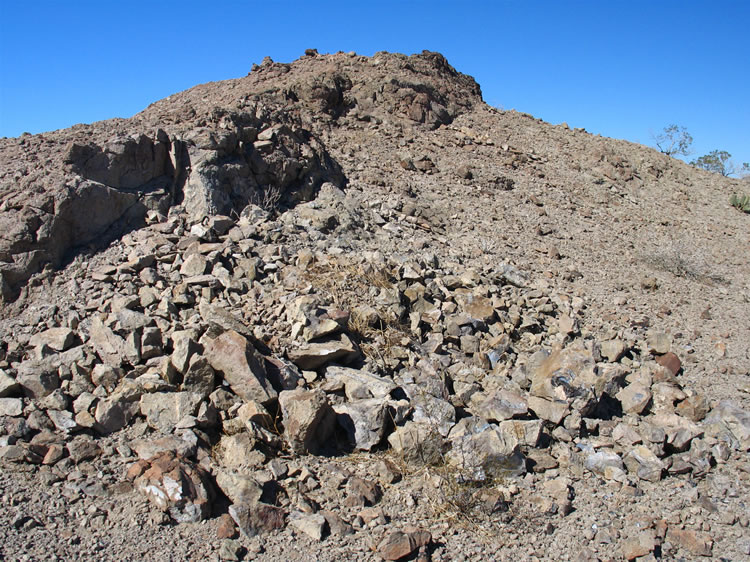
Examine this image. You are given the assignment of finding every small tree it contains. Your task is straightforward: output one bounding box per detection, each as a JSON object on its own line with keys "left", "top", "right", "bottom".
{"left": 690, "top": 150, "right": 735, "bottom": 176}
{"left": 653, "top": 124, "right": 693, "bottom": 157}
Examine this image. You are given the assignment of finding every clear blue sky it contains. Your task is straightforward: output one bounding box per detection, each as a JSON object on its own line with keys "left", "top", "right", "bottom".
{"left": 1, "top": 0, "right": 748, "bottom": 169}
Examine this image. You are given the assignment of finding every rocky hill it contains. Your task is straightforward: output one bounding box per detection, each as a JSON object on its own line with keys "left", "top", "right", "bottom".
{"left": 0, "top": 50, "right": 748, "bottom": 561}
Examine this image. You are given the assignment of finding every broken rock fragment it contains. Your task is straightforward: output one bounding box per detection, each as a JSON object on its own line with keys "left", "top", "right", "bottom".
{"left": 205, "top": 330, "right": 277, "bottom": 405}
{"left": 333, "top": 398, "right": 392, "bottom": 451}
{"left": 287, "top": 334, "right": 360, "bottom": 370}
{"left": 278, "top": 388, "right": 335, "bottom": 454}
{"left": 128, "top": 452, "right": 213, "bottom": 523}
{"left": 377, "top": 527, "right": 432, "bottom": 561}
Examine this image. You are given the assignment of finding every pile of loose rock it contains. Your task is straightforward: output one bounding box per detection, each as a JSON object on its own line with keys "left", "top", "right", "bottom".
{"left": 2, "top": 49, "right": 749, "bottom": 561}
{"left": 1, "top": 202, "right": 748, "bottom": 559}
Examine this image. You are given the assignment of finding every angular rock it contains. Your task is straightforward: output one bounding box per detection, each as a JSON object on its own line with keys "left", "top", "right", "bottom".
{"left": 16, "top": 363, "right": 60, "bottom": 398}
{"left": 600, "top": 339, "right": 626, "bottom": 362}
{"left": 94, "top": 397, "right": 139, "bottom": 434}
{"left": 622, "top": 529, "right": 656, "bottom": 560}
{"left": 28, "top": 327, "right": 75, "bottom": 352}
{"left": 655, "top": 352, "right": 681, "bottom": 376}
{"left": 470, "top": 389, "right": 528, "bottom": 422}
{"left": 278, "top": 388, "right": 334, "bottom": 454}
{"left": 263, "top": 356, "right": 303, "bottom": 391}
{"left": 181, "top": 356, "right": 216, "bottom": 399}
{"left": 215, "top": 470, "right": 263, "bottom": 505}
{"left": 321, "top": 510, "right": 353, "bottom": 536}
{"left": 132, "top": 435, "right": 197, "bottom": 460}
{"left": 616, "top": 383, "right": 652, "bottom": 415}
{"left": 116, "top": 309, "right": 152, "bottom": 332}
{"left": 497, "top": 419, "right": 543, "bottom": 447}
{"left": 456, "top": 294, "right": 495, "bottom": 323}
{"left": 129, "top": 452, "right": 213, "bottom": 523}
{"left": 623, "top": 445, "right": 665, "bottom": 482}
{"left": 346, "top": 476, "right": 382, "bottom": 507}
{"left": 289, "top": 512, "right": 326, "bottom": 541}
{"left": 675, "top": 393, "right": 709, "bottom": 422}
{"left": 140, "top": 392, "right": 203, "bottom": 433}
{"left": 229, "top": 502, "right": 286, "bottom": 538}
{"left": 584, "top": 450, "right": 624, "bottom": 477}
{"left": 387, "top": 421, "right": 445, "bottom": 465}
{"left": 650, "top": 413, "right": 703, "bottom": 452}
{"left": 333, "top": 398, "right": 391, "bottom": 451}
{"left": 288, "top": 334, "right": 360, "bottom": 370}
{"left": 406, "top": 389, "right": 455, "bottom": 436}
{"left": 325, "top": 365, "right": 397, "bottom": 399}
{"left": 668, "top": 528, "right": 713, "bottom": 557}
{"left": 66, "top": 435, "right": 101, "bottom": 463}
{"left": 447, "top": 419, "right": 526, "bottom": 480}
{"left": 91, "top": 364, "right": 124, "bottom": 392}
{"left": 0, "top": 444, "right": 44, "bottom": 464}
{"left": 0, "top": 397, "right": 23, "bottom": 417}
{"left": 46, "top": 409, "right": 79, "bottom": 433}
{"left": 170, "top": 330, "right": 201, "bottom": 374}
{"left": 236, "top": 400, "right": 273, "bottom": 429}
{"left": 216, "top": 514, "right": 238, "bottom": 539}
{"left": 198, "top": 301, "right": 255, "bottom": 339}
{"left": 215, "top": 433, "right": 265, "bottom": 470}
{"left": 205, "top": 330, "right": 277, "bottom": 405}
{"left": 528, "top": 395, "right": 569, "bottom": 425}
{"left": 704, "top": 400, "right": 750, "bottom": 450}
{"left": 180, "top": 253, "right": 208, "bottom": 277}
{"left": 302, "top": 318, "right": 341, "bottom": 342}
{"left": 378, "top": 528, "right": 432, "bottom": 561}
{"left": 530, "top": 342, "right": 623, "bottom": 417}
{"left": 89, "top": 317, "right": 132, "bottom": 366}
{"left": 0, "top": 369, "right": 21, "bottom": 397}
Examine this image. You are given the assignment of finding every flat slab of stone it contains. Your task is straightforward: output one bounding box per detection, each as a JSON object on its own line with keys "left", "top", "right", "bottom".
{"left": 288, "top": 334, "right": 360, "bottom": 370}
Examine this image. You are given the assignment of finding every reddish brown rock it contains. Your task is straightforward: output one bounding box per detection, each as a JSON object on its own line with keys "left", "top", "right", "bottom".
{"left": 655, "top": 352, "right": 681, "bottom": 376}
{"left": 621, "top": 529, "right": 656, "bottom": 560}
{"left": 668, "top": 528, "right": 713, "bottom": 557}
{"left": 130, "top": 452, "right": 213, "bottom": 523}
{"left": 229, "top": 502, "right": 286, "bottom": 537}
{"left": 377, "top": 527, "right": 432, "bottom": 561}
{"left": 216, "top": 513, "right": 238, "bottom": 539}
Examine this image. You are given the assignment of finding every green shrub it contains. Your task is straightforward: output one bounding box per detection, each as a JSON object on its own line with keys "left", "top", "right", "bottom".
{"left": 729, "top": 193, "right": 750, "bottom": 213}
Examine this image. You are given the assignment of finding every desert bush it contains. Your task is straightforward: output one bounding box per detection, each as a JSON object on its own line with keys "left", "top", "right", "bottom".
{"left": 639, "top": 239, "right": 726, "bottom": 285}
{"left": 690, "top": 150, "right": 736, "bottom": 177}
{"left": 653, "top": 125, "right": 693, "bottom": 157}
{"left": 729, "top": 193, "right": 750, "bottom": 213}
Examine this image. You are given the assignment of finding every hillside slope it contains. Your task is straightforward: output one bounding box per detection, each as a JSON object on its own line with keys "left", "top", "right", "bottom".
{"left": 0, "top": 50, "right": 748, "bottom": 561}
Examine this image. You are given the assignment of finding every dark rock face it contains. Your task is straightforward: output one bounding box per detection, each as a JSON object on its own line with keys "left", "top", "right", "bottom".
{"left": 1, "top": 50, "right": 479, "bottom": 303}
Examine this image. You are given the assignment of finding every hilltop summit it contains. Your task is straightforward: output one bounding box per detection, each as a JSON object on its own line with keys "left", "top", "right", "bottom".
{"left": 0, "top": 51, "right": 748, "bottom": 561}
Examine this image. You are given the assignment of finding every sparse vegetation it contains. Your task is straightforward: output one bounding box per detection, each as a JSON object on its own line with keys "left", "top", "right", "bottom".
{"left": 653, "top": 124, "right": 693, "bottom": 157}
{"left": 729, "top": 193, "right": 750, "bottom": 213}
{"left": 640, "top": 240, "right": 727, "bottom": 285}
{"left": 691, "top": 150, "right": 737, "bottom": 177}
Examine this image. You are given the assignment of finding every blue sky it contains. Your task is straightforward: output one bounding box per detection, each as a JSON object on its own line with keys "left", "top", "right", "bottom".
{"left": 1, "top": 0, "right": 748, "bottom": 169}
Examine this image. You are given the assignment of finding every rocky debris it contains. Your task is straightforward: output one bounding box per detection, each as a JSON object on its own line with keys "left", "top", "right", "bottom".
{"left": 127, "top": 452, "right": 213, "bottom": 523}
{"left": 287, "top": 334, "right": 360, "bottom": 370}
{"left": 278, "top": 388, "right": 334, "bottom": 454}
{"left": 705, "top": 400, "right": 750, "bottom": 450}
{"left": 377, "top": 527, "right": 432, "bottom": 560}
{"left": 229, "top": 502, "right": 286, "bottom": 538}
{"left": 1, "top": 48, "right": 749, "bottom": 562}
{"left": 205, "top": 330, "right": 277, "bottom": 405}
{"left": 668, "top": 527, "right": 714, "bottom": 557}
{"left": 289, "top": 511, "right": 326, "bottom": 541}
